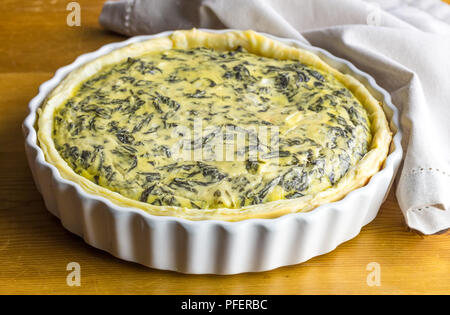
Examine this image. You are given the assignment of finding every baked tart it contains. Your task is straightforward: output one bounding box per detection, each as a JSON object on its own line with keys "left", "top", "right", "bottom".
{"left": 37, "top": 29, "right": 392, "bottom": 221}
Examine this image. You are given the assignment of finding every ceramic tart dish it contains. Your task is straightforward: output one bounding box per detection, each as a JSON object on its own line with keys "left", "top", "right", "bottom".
{"left": 23, "top": 29, "right": 402, "bottom": 274}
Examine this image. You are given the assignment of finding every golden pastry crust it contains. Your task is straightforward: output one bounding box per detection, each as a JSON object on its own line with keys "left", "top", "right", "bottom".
{"left": 37, "top": 29, "right": 392, "bottom": 221}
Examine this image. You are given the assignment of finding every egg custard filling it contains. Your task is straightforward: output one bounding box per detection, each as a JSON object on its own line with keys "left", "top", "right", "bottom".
{"left": 38, "top": 30, "right": 392, "bottom": 221}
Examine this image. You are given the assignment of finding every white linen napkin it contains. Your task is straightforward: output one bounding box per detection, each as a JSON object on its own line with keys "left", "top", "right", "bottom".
{"left": 99, "top": 0, "right": 450, "bottom": 234}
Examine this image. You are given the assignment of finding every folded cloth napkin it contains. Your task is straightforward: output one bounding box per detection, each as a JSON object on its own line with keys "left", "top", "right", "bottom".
{"left": 100, "top": 0, "right": 450, "bottom": 234}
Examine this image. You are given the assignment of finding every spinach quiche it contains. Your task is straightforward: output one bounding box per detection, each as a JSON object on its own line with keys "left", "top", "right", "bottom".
{"left": 37, "top": 29, "right": 392, "bottom": 221}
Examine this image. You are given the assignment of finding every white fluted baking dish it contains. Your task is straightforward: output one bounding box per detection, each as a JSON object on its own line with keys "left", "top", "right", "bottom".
{"left": 23, "top": 29, "right": 402, "bottom": 274}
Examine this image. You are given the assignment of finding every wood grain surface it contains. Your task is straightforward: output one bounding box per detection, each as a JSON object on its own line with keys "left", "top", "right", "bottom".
{"left": 0, "top": 0, "right": 448, "bottom": 295}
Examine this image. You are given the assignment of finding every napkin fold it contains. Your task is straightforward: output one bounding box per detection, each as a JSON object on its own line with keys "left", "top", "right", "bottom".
{"left": 99, "top": 0, "right": 450, "bottom": 234}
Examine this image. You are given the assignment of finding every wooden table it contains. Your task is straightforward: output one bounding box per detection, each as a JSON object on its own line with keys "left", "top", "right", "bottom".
{"left": 0, "top": 0, "right": 449, "bottom": 295}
